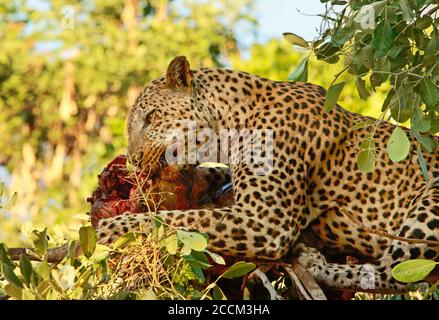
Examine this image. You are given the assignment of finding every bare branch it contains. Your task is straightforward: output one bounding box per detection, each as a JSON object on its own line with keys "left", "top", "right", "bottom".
{"left": 340, "top": 209, "right": 439, "bottom": 246}
{"left": 250, "top": 268, "right": 283, "bottom": 300}
{"left": 426, "top": 5, "right": 439, "bottom": 16}
{"left": 283, "top": 264, "right": 313, "bottom": 300}
{"left": 8, "top": 243, "right": 81, "bottom": 263}
{"left": 284, "top": 261, "right": 327, "bottom": 300}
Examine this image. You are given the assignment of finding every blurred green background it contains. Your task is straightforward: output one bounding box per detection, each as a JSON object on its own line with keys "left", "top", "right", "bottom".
{"left": 0, "top": 0, "right": 387, "bottom": 246}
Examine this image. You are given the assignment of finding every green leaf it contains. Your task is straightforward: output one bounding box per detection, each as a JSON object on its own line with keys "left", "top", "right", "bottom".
{"left": 416, "top": 15, "right": 432, "bottom": 29}
{"left": 36, "top": 260, "right": 50, "bottom": 281}
{"left": 79, "top": 226, "right": 96, "bottom": 258}
{"left": 152, "top": 215, "right": 164, "bottom": 229}
{"left": 94, "top": 244, "right": 110, "bottom": 262}
{"left": 371, "top": 21, "right": 396, "bottom": 58}
{"left": 381, "top": 87, "right": 395, "bottom": 112}
{"left": 288, "top": 56, "right": 309, "bottom": 82}
{"left": 387, "top": 127, "right": 411, "bottom": 162}
{"left": 213, "top": 285, "right": 227, "bottom": 300}
{"left": 417, "top": 145, "right": 430, "bottom": 182}
{"left": 331, "top": 26, "right": 355, "bottom": 47}
{"left": 324, "top": 82, "right": 345, "bottom": 111}
{"left": 389, "top": 88, "right": 411, "bottom": 123}
{"left": 415, "top": 134, "right": 436, "bottom": 153}
{"left": 138, "top": 288, "right": 157, "bottom": 300}
{"left": 22, "top": 288, "right": 35, "bottom": 300}
{"left": 59, "top": 265, "right": 76, "bottom": 290}
{"left": 355, "top": 78, "right": 370, "bottom": 100}
{"left": 76, "top": 269, "right": 92, "bottom": 288}
{"left": 315, "top": 42, "right": 340, "bottom": 64}
{"left": 282, "top": 32, "right": 310, "bottom": 48}
{"left": 189, "top": 262, "right": 205, "bottom": 284}
{"left": 176, "top": 230, "right": 208, "bottom": 252}
{"left": 0, "top": 243, "right": 14, "bottom": 268}
{"left": 399, "top": 0, "right": 415, "bottom": 22}
{"left": 388, "top": 46, "right": 404, "bottom": 60}
{"left": 352, "top": 45, "right": 374, "bottom": 72}
{"left": 32, "top": 228, "right": 48, "bottom": 257}
{"left": 205, "top": 250, "right": 225, "bottom": 265}
{"left": 4, "top": 284, "right": 22, "bottom": 300}
{"left": 425, "top": 28, "right": 439, "bottom": 55}
{"left": 221, "top": 261, "right": 256, "bottom": 279}
{"left": 430, "top": 117, "right": 439, "bottom": 135}
{"left": 2, "top": 263, "right": 23, "bottom": 288}
{"left": 370, "top": 67, "right": 388, "bottom": 88}
{"left": 189, "top": 251, "right": 212, "bottom": 268}
{"left": 392, "top": 259, "right": 437, "bottom": 283}
{"left": 112, "top": 232, "right": 137, "bottom": 250}
{"left": 163, "top": 233, "right": 178, "bottom": 255}
{"left": 357, "top": 137, "right": 376, "bottom": 172}
{"left": 19, "top": 255, "right": 34, "bottom": 286}
{"left": 67, "top": 240, "right": 78, "bottom": 265}
{"left": 50, "top": 270, "right": 64, "bottom": 293}
{"left": 411, "top": 108, "right": 431, "bottom": 133}
{"left": 243, "top": 286, "right": 251, "bottom": 300}
{"left": 157, "top": 225, "right": 164, "bottom": 239}
{"left": 419, "top": 79, "right": 439, "bottom": 111}
{"left": 180, "top": 244, "right": 191, "bottom": 256}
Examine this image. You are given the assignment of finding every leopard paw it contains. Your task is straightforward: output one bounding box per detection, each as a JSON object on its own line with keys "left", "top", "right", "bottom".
{"left": 295, "top": 245, "right": 328, "bottom": 281}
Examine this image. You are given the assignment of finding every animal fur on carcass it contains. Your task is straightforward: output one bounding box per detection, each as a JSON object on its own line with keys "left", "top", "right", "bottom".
{"left": 87, "top": 155, "right": 234, "bottom": 228}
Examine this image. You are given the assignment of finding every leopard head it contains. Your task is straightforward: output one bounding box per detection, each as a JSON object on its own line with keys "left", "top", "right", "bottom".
{"left": 127, "top": 56, "right": 215, "bottom": 172}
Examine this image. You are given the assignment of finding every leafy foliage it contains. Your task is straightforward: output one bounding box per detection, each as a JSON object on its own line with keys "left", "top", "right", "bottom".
{"left": 285, "top": 0, "right": 439, "bottom": 172}
{"left": 0, "top": 220, "right": 257, "bottom": 300}
{"left": 0, "top": 232, "right": 113, "bottom": 300}
{"left": 392, "top": 259, "right": 438, "bottom": 283}
{"left": 387, "top": 126, "right": 411, "bottom": 162}
{"left": 324, "top": 81, "right": 346, "bottom": 111}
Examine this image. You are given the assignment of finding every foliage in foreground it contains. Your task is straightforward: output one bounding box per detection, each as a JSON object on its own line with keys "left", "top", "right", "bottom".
{"left": 1, "top": 187, "right": 438, "bottom": 300}
{"left": 0, "top": 219, "right": 257, "bottom": 300}
{"left": 1, "top": 224, "right": 438, "bottom": 300}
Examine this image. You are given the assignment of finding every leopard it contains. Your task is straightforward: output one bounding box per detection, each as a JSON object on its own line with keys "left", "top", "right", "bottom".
{"left": 96, "top": 56, "right": 439, "bottom": 291}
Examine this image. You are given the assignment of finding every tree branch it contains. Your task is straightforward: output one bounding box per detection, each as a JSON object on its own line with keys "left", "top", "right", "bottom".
{"left": 284, "top": 261, "right": 327, "bottom": 300}
{"left": 426, "top": 5, "right": 439, "bottom": 16}
{"left": 250, "top": 268, "right": 283, "bottom": 300}
{"left": 340, "top": 209, "right": 439, "bottom": 246}
{"left": 8, "top": 244, "right": 81, "bottom": 263}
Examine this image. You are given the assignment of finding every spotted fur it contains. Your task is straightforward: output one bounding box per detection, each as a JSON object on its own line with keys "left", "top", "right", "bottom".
{"left": 97, "top": 56, "right": 439, "bottom": 291}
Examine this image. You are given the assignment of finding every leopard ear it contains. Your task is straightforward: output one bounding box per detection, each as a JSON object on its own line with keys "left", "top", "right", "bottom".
{"left": 165, "top": 56, "right": 193, "bottom": 93}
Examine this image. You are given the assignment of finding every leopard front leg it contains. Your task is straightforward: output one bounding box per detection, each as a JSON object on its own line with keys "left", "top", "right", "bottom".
{"left": 97, "top": 203, "right": 296, "bottom": 260}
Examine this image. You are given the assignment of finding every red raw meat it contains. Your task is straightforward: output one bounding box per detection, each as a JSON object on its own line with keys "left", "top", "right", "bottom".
{"left": 87, "top": 155, "right": 234, "bottom": 228}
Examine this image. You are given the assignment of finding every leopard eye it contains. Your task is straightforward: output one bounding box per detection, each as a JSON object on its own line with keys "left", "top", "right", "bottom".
{"left": 142, "top": 109, "right": 155, "bottom": 129}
